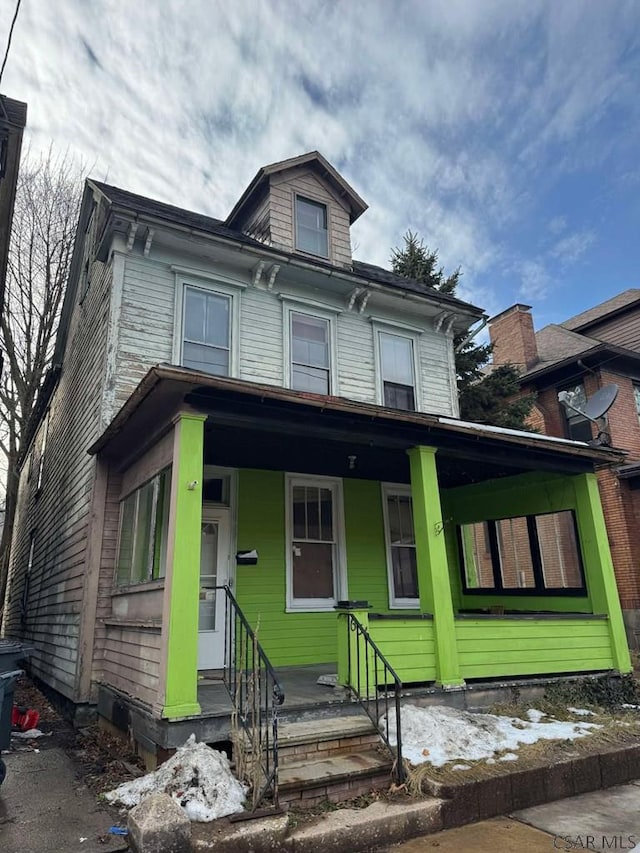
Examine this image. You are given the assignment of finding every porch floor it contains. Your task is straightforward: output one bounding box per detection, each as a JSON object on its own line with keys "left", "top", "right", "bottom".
{"left": 197, "top": 663, "right": 351, "bottom": 718}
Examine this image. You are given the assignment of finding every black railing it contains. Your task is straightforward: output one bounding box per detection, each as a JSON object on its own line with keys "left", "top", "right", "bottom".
{"left": 217, "top": 585, "right": 285, "bottom": 810}
{"left": 346, "top": 612, "right": 405, "bottom": 783}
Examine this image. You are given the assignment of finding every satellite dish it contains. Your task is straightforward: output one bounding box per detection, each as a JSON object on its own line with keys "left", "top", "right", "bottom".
{"left": 584, "top": 385, "right": 619, "bottom": 421}
{"left": 558, "top": 384, "right": 619, "bottom": 446}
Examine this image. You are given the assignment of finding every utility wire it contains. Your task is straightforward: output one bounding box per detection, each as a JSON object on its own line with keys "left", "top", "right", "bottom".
{"left": 0, "top": 0, "right": 23, "bottom": 88}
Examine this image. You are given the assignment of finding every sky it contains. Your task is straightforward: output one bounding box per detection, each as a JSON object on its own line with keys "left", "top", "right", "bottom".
{"left": 1, "top": 0, "right": 639, "bottom": 328}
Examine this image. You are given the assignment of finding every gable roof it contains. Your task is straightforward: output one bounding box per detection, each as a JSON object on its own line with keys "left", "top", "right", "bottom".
{"left": 89, "top": 180, "right": 483, "bottom": 317}
{"left": 225, "top": 151, "right": 368, "bottom": 227}
{"left": 532, "top": 324, "right": 601, "bottom": 367}
{"left": 561, "top": 289, "right": 640, "bottom": 332}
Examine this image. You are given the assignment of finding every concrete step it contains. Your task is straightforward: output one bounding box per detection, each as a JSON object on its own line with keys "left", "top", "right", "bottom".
{"left": 276, "top": 714, "right": 381, "bottom": 766}
{"left": 278, "top": 747, "right": 394, "bottom": 807}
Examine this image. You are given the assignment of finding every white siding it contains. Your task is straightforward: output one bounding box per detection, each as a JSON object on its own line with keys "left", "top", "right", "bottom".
{"left": 337, "top": 312, "right": 376, "bottom": 403}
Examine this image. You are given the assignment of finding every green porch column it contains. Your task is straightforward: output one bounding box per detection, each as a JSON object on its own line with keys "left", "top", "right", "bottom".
{"left": 408, "top": 446, "right": 463, "bottom": 688}
{"left": 573, "top": 472, "right": 632, "bottom": 674}
{"left": 161, "top": 412, "right": 206, "bottom": 718}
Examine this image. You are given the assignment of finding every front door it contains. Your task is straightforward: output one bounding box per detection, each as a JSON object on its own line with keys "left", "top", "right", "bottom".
{"left": 198, "top": 508, "right": 231, "bottom": 670}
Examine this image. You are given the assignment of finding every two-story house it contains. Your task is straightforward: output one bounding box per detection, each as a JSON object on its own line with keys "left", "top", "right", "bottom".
{"left": 2, "top": 152, "right": 630, "bottom": 770}
{"left": 489, "top": 296, "right": 640, "bottom": 648}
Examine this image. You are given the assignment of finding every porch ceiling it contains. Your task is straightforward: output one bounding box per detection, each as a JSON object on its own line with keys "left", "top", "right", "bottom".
{"left": 89, "top": 366, "right": 624, "bottom": 487}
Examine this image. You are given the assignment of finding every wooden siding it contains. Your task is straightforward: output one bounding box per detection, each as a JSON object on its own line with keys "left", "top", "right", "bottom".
{"left": 367, "top": 618, "right": 437, "bottom": 683}
{"left": 456, "top": 617, "right": 614, "bottom": 678}
{"left": 4, "top": 259, "right": 112, "bottom": 701}
{"left": 235, "top": 471, "right": 398, "bottom": 667}
{"left": 101, "top": 623, "right": 162, "bottom": 708}
{"left": 116, "top": 249, "right": 457, "bottom": 417}
{"left": 269, "top": 168, "right": 353, "bottom": 267}
{"left": 580, "top": 305, "right": 640, "bottom": 351}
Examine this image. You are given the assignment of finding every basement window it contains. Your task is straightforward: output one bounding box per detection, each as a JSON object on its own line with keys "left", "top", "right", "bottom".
{"left": 459, "top": 510, "right": 586, "bottom": 596}
{"left": 116, "top": 468, "right": 171, "bottom": 585}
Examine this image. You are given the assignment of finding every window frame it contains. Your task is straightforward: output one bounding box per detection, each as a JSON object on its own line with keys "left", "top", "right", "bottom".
{"left": 294, "top": 194, "right": 330, "bottom": 259}
{"left": 285, "top": 473, "right": 347, "bottom": 612}
{"left": 172, "top": 271, "right": 243, "bottom": 377}
{"left": 35, "top": 410, "right": 49, "bottom": 493}
{"left": 282, "top": 299, "right": 339, "bottom": 395}
{"left": 559, "top": 382, "right": 593, "bottom": 442}
{"left": 381, "top": 483, "right": 420, "bottom": 609}
{"left": 373, "top": 324, "right": 421, "bottom": 411}
{"left": 458, "top": 510, "right": 588, "bottom": 597}
{"left": 115, "top": 467, "right": 172, "bottom": 587}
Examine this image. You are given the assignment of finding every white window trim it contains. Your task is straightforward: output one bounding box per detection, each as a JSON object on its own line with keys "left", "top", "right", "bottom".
{"left": 381, "top": 483, "right": 420, "bottom": 609}
{"left": 285, "top": 473, "right": 347, "bottom": 612}
{"left": 293, "top": 192, "right": 331, "bottom": 260}
{"left": 172, "top": 273, "right": 242, "bottom": 375}
{"left": 281, "top": 300, "right": 339, "bottom": 395}
{"left": 372, "top": 322, "right": 422, "bottom": 411}
{"left": 202, "top": 465, "right": 238, "bottom": 593}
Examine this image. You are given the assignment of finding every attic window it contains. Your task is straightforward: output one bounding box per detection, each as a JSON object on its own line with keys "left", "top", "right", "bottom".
{"left": 295, "top": 196, "right": 328, "bottom": 258}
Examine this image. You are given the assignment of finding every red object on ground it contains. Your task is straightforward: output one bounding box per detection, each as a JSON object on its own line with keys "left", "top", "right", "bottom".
{"left": 11, "top": 706, "right": 40, "bottom": 732}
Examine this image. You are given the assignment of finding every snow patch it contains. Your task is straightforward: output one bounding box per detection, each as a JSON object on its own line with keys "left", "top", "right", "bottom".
{"left": 568, "top": 707, "right": 595, "bottom": 716}
{"left": 104, "top": 734, "right": 246, "bottom": 821}
{"left": 383, "top": 705, "right": 600, "bottom": 767}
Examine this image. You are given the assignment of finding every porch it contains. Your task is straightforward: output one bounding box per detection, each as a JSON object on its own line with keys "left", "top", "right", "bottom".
{"left": 88, "top": 366, "right": 632, "bottom": 758}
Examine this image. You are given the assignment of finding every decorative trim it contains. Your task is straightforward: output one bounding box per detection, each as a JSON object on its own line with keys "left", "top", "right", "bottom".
{"left": 143, "top": 227, "right": 155, "bottom": 257}
{"left": 170, "top": 264, "right": 249, "bottom": 289}
{"left": 252, "top": 260, "right": 265, "bottom": 287}
{"left": 267, "top": 264, "right": 280, "bottom": 290}
{"left": 126, "top": 221, "right": 138, "bottom": 253}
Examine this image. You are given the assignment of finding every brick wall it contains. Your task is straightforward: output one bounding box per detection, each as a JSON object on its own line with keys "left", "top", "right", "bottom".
{"left": 489, "top": 304, "right": 538, "bottom": 369}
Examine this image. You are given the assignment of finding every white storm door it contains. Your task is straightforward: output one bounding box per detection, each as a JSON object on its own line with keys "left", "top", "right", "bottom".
{"left": 198, "top": 510, "right": 231, "bottom": 670}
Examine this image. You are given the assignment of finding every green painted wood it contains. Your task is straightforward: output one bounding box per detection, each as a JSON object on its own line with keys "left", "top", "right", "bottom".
{"left": 573, "top": 473, "right": 632, "bottom": 674}
{"left": 409, "top": 446, "right": 463, "bottom": 687}
{"left": 368, "top": 617, "right": 437, "bottom": 683}
{"left": 456, "top": 617, "right": 614, "bottom": 678}
{"left": 162, "top": 414, "right": 206, "bottom": 718}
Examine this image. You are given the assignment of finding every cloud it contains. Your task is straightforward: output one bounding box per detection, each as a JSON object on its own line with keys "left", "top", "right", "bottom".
{"left": 550, "top": 231, "right": 596, "bottom": 265}
{"left": 517, "top": 260, "right": 554, "bottom": 301}
{"left": 2, "top": 0, "right": 638, "bottom": 315}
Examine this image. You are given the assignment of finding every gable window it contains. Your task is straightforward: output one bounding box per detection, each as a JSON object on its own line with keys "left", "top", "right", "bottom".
{"left": 295, "top": 196, "right": 328, "bottom": 258}
{"left": 459, "top": 509, "right": 586, "bottom": 595}
{"left": 286, "top": 475, "right": 345, "bottom": 610}
{"left": 116, "top": 468, "right": 171, "bottom": 585}
{"left": 379, "top": 331, "right": 416, "bottom": 410}
{"left": 382, "top": 485, "right": 419, "bottom": 607}
{"left": 290, "top": 312, "right": 330, "bottom": 394}
{"left": 182, "top": 285, "right": 231, "bottom": 375}
{"left": 634, "top": 384, "right": 640, "bottom": 422}
{"left": 560, "top": 383, "right": 592, "bottom": 442}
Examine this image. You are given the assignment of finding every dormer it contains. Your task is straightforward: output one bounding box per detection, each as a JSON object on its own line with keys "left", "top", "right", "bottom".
{"left": 225, "top": 151, "right": 367, "bottom": 269}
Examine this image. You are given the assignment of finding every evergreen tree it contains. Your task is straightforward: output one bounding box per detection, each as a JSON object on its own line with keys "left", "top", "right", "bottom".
{"left": 390, "top": 231, "right": 535, "bottom": 429}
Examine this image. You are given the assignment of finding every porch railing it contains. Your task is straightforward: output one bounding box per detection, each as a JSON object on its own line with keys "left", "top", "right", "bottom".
{"left": 217, "top": 585, "right": 285, "bottom": 810}
{"left": 346, "top": 612, "right": 406, "bottom": 783}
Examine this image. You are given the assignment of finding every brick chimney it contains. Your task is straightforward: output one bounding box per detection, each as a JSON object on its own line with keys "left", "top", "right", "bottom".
{"left": 488, "top": 304, "right": 538, "bottom": 370}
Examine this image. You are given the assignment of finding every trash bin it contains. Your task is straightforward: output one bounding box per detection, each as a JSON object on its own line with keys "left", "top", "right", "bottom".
{"left": 0, "top": 638, "right": 32, "bottom": 673}
{"left": 0, "top": 669, "right": 22, "bottom": 786}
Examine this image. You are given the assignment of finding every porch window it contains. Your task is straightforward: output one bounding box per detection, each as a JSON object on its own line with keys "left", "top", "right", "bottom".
{"left": 379, "top": 332, "right": 416, "bottom": 411}
{"left": 382, "top": 485, "right": 419, "bottom": 606}
{"left": 182, "top": 285, "right": 231, "bottom": 375}
{"left": 287, "top": 475, "right": 344, "bottom": 610}
{"left": 459, "top": 510, "right": 586, "bottom": 595}
{"left": 290, "top": 312, "right": 331, "bottom": 394}
{"left": 116, "top": 468, "right": 171, "bottom": 585}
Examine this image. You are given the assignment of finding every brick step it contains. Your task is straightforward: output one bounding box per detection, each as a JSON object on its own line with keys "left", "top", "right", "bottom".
{"left": 278, "top": 748, "right": 394, "bottom": 807}
{"left": 277, "top": 714, "right": 380, "bottom": 765}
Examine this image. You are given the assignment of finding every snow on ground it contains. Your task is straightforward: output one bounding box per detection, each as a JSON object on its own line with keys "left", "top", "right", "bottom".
{"left": 382, "top": 705, "right": 601, "bottom": 767}
{"left": 104, "top": 734, "right": 247, "bottom": 821}
{"left": 568, "top": 707, "right": 596, "bottom": 716}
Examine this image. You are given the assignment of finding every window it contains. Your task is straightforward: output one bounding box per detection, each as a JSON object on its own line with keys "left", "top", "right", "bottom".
{"left": 382, "top": 486, "right": 419, "bottom": 607}
{"left": 560, "top": 383, "right": 592, "bottom": 442}
{"left": 634, "top": 384, "right": 640, "bottom": 422}
{"left": 379, "top": 332, "right": 416, "bottom": 410}
{"left": 290, "top": 312, "right": 331, "bottom": 393}
{"left": 36, "top": 411, "right": 49, "bottom": 492}
{"left": 182, "top": 285, "right": 231, "bottom": 375}
{"left": 287, "top": 476, "right": 345, "bottom": 610}
{"left": 21, "top": 533, "right": 36, "bottom": 623}
{"left": 295, "top": 196, "right": 328, "bottom": 257}
{"left": 459, "top": 510, "right": 586, "bottom": 595}
{"left": 116, "top": 468, "right": 171, "bottom": 585}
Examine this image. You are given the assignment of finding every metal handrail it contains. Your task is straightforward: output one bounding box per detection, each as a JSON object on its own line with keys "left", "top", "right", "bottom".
{"left": 216, "top": 585, "right": 285, "bottom": 809}
{"left": 346, "top": 612, "right": 405, "bottom": 783}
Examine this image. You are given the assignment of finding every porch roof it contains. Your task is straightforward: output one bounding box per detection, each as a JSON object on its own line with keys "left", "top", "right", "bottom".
{"left": 88, "top": 366, "right": 625, "bottom": 487}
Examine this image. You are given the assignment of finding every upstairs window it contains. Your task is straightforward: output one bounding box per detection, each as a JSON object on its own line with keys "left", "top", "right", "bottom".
{"left": 290, "top": 312, "right": 331, "bottom": 394}
{"left": 379, "top": 332, "right": 416, "bottom": 410}
{"left": 459, "top": 509, "right": 586, "bottom": 595}
{"left": 182, "top": 285, "right": 230, "bottom": 375}
{"left": 560, "top": 383, "right": 592, "bottom": 442}
{"left": 295, "top": 196, "right": 328, "bottom": 257}
{"left": 116, "top": 468, "right": 171, "bottom": 585}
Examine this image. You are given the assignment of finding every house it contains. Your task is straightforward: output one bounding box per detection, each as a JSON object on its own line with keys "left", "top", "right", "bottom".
{"left": 489, "top": 297, "right": 640, "bottom": 648}
{"left": 2, "top": 152, "right": 630, "bottom": 778}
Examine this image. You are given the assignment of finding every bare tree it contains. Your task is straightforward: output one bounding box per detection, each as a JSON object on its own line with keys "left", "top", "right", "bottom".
{"left": 0, "top": 148, "right": 85, "bottom": 614}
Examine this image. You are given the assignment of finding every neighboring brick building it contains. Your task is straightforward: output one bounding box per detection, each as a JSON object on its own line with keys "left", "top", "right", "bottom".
{"left": 489, "top": 292, "right": 640, "bottom": 647}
